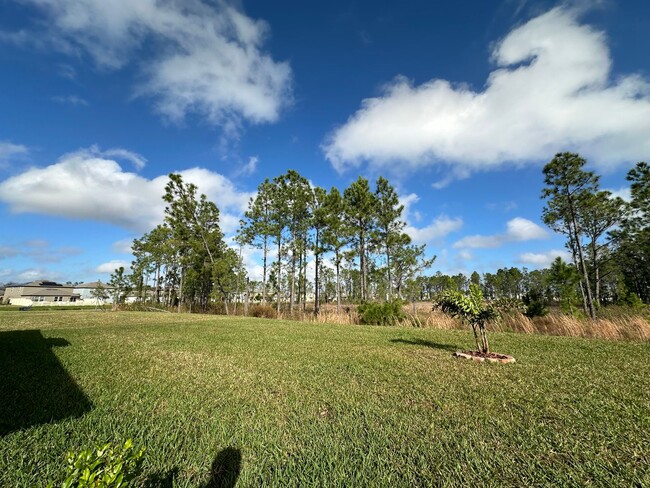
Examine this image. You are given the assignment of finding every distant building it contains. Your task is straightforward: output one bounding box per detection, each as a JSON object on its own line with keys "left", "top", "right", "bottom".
{"left": 74, "top": 281, "right": 115, "bottom": 305}
{"left": 2, "top": 280, "right": 80, "bottom": 306}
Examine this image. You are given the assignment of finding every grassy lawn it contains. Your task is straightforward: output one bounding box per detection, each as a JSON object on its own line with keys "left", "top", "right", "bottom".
{"left": 1, "top": 311, "right": 648, "bottom": 487}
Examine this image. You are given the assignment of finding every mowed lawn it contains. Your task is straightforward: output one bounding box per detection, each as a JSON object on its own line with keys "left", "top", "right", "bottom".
{"left": 1, "top": 311, "right": 648, "bottom": 487}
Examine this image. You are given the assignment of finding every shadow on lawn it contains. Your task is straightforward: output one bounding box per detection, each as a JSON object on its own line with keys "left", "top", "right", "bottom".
{"left": 0, "top": 330, "right": 92, "bottom": 436}
{"left": 203, "top": 447, "right": 242, "bottom": 488}
{"left": 390, "top": 338, "right": 458, "bottom": 352}
{"left": 145, "top": 448, "right": 241, "bottom": 488}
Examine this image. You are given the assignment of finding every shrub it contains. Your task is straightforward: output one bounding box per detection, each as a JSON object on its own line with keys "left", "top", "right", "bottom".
{"left": 249, "top": 304, "right": 277, "bottom": 319}
{"left": 522, "top": 291, "right": 548, "bottom": 318}
{"left": 47, "top": 439, "right": 145, "bottom": 488}
{"left": 358, "top": 301, "right": 405, "bottom": 326}
{"left": 434, "top": 284, "right": 498, "bottom": 354}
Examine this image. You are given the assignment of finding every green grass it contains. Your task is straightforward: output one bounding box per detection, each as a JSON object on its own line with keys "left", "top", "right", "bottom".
{"left": 1, "top": 311, "right": 648, "bottom": 487}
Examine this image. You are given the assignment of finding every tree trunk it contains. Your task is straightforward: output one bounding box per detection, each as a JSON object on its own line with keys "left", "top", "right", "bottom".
{"left": 178, "top": 267, "right": 184, "bottom": 313}
{"left": 479, "top": 324, "right": 489, "bottom": 354}
{"left": 290, "top": 235, "right": 296, "bottom": 312}
{"left": 276, "top": 237, "right": 282, "bottom": 315}
{"left": 360, "top": 232, "right": 366, "bottom": 301}
{"left": 591, "top": 238, "right": 601, "bottom": 306}
{"left": 568, "top": 229, "right": 589, "bottom": 316}
{"left": 314, "top": 232, "right": 320, "bottom": 315}
{"left": 470, "top": 323, "right": 481, "bottom": 352}
{"left": 335, "top": 255, "right": 341, "bottom": 314}
{"left": 568, "top": 197, "right": 596, "bottom": 319}
{"left": 302, "top": 244, "right": 307, "bottom": 313}
{"left": 262, "top": 236, "right": 268, "bottom": 304}
{"left": 155, "top": 264, "right": 161, "bottom": 303}
{"left": 244, "top": 279, "right": 249, "bottom": 316}
{"left": 386, "top": 248, "right": 392, "bottom": 301}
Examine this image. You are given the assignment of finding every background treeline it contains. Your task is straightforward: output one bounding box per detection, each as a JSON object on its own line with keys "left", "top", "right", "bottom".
{"left": 121, "top": 153, "right": 648, "bottom": 320}
{"left": 127, "top": 171, "right": 432, "bottom": 314}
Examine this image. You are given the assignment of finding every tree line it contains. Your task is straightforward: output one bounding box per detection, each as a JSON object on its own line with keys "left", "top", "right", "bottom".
{"left": 128, "top": 171, "right": 432, "bottom": 313}
{"left": 123, "top": 153, "right": 648, "bottom": 317}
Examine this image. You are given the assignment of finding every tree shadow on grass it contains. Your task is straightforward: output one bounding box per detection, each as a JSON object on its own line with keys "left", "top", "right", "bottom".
{"left": 145, "top": 448, "right": 241, "bottom": 488}
{"left": 0, "top": 330, "right": 92, "bottom": 436}
{"left": 390, "top": 338, "right": 458, "bottom": 352}
{"left": 144, "top": 467, "right": 180, "bottom": 488}
{"left": 202, "top": 447, "right": 241, "bottom": 488}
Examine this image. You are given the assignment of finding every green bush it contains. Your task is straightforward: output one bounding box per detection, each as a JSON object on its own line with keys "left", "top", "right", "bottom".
{"left": 47, "top": 439, "right": 145, "bottom": 488}
{"left": 522, "top": 291, "right": 548, "bottom": 318}
{"left": 358, "top": 301, "right": 405, "bottom": 326}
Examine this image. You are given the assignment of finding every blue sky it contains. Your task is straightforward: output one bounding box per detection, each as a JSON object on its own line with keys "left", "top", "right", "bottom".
{"left": 1, "top": 0, "right": 649, "bottom": 283}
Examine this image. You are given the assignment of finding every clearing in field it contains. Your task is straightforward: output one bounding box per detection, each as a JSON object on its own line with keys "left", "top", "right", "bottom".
{"left": 1, "top": 311, "right": 648, "bottom": 487}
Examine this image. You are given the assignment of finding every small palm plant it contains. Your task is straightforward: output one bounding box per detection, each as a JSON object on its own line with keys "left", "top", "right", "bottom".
{"left": 434, "top": 283, "right": 498, "bottom": 354}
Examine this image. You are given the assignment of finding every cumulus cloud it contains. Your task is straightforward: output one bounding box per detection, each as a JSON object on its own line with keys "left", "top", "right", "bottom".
{"left": 454, "top": 217, "right": 547, "bottom": 249}
{"left": 518, "top": 249, "right": 571, "bottom": 267}
{"left": 0, "top": 147, "right": 254, "bottom": 233}
{"left": 96, "top": 260, "right": 131, "bottom": 274}
{"left": 7, "top": 0, "right": 292, "bottom": 128}
{"left": 323, "top": 7, "right": 650, "bottom": 178}
{"left": 396, "top": 192, "right": 462, "bottom": 244}
{"left": 405, "top": 216, "right": 463, "bottom": 244}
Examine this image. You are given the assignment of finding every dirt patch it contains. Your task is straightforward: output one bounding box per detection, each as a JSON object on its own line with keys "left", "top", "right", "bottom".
{"left": 453, "top": 351, "right": 516, "bottom": 364}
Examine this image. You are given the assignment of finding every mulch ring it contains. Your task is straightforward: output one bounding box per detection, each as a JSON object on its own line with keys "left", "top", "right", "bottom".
{"left": 453, "top": 351, "right": 516, "bottom": 364}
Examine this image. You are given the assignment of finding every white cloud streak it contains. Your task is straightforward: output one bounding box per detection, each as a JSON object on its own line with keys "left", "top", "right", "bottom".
{"left": 235, "top": 156, "right": 259, "bottom": 177}
{"left": 518, "top": 249, "right": 571, "bottom": 267}
{"left": 0, "top": 142, "right": 28, "bottom": 168}
{"left": 454, "top": 217, "right": 547, "bottom": 249}
{"left": 7, "top": 0, "right": 292, "bottom": 128}
{"left": 51, "top": 95, "right": 88, "bottom": 106}
{"left": 324, "top": 7, "right": 650, "bottom": 178}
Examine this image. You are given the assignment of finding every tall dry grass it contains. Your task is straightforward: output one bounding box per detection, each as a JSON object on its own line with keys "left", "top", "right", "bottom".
{"left": 289, "top": 302, "right": 650, "bottom": 341}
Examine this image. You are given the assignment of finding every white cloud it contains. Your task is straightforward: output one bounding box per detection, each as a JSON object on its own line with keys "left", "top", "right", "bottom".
{"left": 99, "top": 147, "right": 147, "bottom": 171}
{"left": 457, "top": 249, "right": 473, "bottom": 261}
{"left": 323, "top": 7, "right": 650, "bottom": 178}
{"left": 454, "top": 217, "right": 547, "bottom": 248}
{"left": 397, "top": 192, "right": 462, "bottom": 244}
{"left": 405, "top": 216, "right": 463, "bottom": 244}
{"left": 7, "top": 0, "right": 292, "bottom": 129}
{"left": 0, "top": 146, "right": 253, "bottom": 233}
{"left": 56, "top": 63, "right": 76, "bottom": 80}
{"left": 112, "top": 239, "right": 134, "bottom": 254}
{"left": 51, "top": 95, "right": 88, "bottom": 106}
{"left": 518, "top": 249, "right": 571, "bottom": 267}
{"left": 0, "top": 142, "right": 28, "bottom": 168}
{"left": 606, "top": 186, "right": 631, "bottom": 202}
{"left": 0, "top": 241, "right": 82, "bottom": 263}
{"left": 235, "top": 156, "right": 258, "bottom": 177}
{"left": 0, "top": 246, "right": 20, "bottom": 260}
{"left": 12, "top": 268, "right": 63, "bottom": 283}
{"left": 398, "top": 192, "right": 419, "bottom": 220}
{"left": 96, "top": 260, "right": 131, "bottom": 274}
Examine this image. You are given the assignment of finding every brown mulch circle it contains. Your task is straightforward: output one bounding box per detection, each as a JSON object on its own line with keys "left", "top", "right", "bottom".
{"left": 453, "top": 351, "right": 516, "bottom": 364}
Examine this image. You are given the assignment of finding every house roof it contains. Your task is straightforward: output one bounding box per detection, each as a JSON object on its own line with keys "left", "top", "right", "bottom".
{"left": 75, "top": 281, "right": 114, "bottom": 289}
{"left": 17, "top": 280, "right": 67, "bottom": 287}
